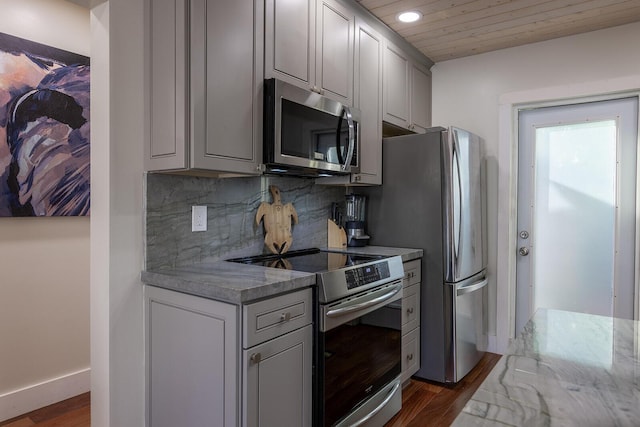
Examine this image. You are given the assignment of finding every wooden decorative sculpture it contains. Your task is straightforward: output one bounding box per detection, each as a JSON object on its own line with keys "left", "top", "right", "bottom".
{"left": 256, "top": 185, "right": 298, "bottom": 254}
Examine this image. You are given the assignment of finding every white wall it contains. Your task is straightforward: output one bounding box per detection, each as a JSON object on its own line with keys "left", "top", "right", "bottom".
{"left": 90, "top": 0, "right": 145, "bottom": 425}
{"left": 432, "top": 21, "right": 640, "bottom": 352}
{"left": 0, "top": 0, "right": 91, "bottom": 421}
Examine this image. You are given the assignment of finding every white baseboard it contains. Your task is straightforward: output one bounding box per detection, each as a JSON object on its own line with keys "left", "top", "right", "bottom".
{"left": 0, "top": 368, "right": 90, "bottom": 422}
{"left": 487, "top": 334, "right": 499, "bottom": 354}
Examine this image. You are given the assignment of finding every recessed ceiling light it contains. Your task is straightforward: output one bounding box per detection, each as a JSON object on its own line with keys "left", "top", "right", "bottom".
{"left": 397, "top": 11, "right": 422, "bottom": 23}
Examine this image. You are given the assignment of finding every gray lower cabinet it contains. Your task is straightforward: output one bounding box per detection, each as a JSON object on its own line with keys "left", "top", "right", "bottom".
{"left": 145, "top": 285, "right": 313, "bottom": 427}
{"left": 401, "top": 259, "right": 422, "bottom": 384}
{"left": 145, "top": 286, "right": 238, "bottom": 427}
{"left": 243, "top": 325, "right": 313, "bottom": 426}
{"left": 146, "top": 0, "right": 262, "bottom": 175}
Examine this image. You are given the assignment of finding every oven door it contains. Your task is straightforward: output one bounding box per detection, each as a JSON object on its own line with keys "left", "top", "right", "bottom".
{"left": 317, "top": 280, "right": 402, "bottom": 427}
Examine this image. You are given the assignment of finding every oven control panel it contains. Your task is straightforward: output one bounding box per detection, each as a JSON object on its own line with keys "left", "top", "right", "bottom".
{"left": 345, "top": 261, "right": 390, "bottom": 289}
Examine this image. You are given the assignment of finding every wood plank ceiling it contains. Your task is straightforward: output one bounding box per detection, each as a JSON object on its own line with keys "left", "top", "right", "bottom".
{"left": 356, "top": 0, "right": 640, "bottom": 62}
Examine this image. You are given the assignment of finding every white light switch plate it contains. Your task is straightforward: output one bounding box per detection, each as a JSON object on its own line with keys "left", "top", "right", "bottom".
{"left": 192, "top": 206, "right": 207, "bottom": 232}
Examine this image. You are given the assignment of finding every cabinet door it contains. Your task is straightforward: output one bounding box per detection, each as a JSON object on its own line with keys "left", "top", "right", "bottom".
{"left": 190, "top": 0, "right": 262, "bottom": 174}
{"left": 264, "top": 0, "right": 314, "bottom": 87}
{"left": 316, "top": 0, "right": 354, "bottom": 105}
{"left": 315, "top": 17, "right": 379, "bottom": 187}
{"left": 146, "top": 0, "right": 189, "bottom": 171}
{"left": 352, "top": 18, "right": 382, "bottom": 185}
{"left": 401, "top": 326, "right": 420, "bottom": 383}
{"left": 383, "top": 40, "right": 410, "bottom": 129}
{"left": 410, "top": 62, "right": 432, "bottom": 133}
{"left": 401, "top": 283, "right": 420, "bottom": 333}
{"left": 145, "top": 286, "right": 238, "bottom": 427}
{"left": 243, "top": 325, "right": 313, "bottom": 427}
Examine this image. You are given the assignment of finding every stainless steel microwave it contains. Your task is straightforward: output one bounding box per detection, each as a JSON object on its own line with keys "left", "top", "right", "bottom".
{"left": 263, "top": 78, "right": 360, "bottom": 176}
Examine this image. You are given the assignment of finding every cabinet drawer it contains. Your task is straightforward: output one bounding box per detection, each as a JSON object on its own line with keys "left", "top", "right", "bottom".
{"left": 401, "top": 283, "right": 420, "bottom": 332}
{"left": 243, "top": 288, "right": 313, "bottom": 348}
{"left": 403, "top": 259, "right": 421, "bottom": 287}
{"left": 401, "top": 326, "right": 420, "bottom": 384}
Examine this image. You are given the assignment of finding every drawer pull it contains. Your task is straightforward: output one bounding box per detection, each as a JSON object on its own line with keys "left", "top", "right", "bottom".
{"left": 407, "top": 307, "right": 414, "bottom": 314}
{"left": 407, "top": 353, "right": 413, "bottom": 361}
{"left": 280, "top": 312, "right": 291, "bottom": 322}
{"left": 250, "top": 352, "right": 262, "bottom": 364}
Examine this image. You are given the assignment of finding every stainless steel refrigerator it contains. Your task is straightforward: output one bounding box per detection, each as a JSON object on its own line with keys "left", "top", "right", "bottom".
{"left": 364, "top": 126, "right": 488, "bottom": 383}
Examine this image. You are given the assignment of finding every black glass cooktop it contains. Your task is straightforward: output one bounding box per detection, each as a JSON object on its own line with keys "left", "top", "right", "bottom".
{"left": 227, "top": 248, "right": 384, "bottom": 272}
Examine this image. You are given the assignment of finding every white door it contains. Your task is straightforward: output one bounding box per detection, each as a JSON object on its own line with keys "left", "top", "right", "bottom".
{"left": 515, "top": 97, "right": 638, "bottom": 334}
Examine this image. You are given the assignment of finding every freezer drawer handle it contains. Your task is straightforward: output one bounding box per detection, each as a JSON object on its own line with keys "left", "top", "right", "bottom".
{"left": 456, "top": 278, "right": 488, "bottom": 296}
{"left": 326, "top": 284, "right": 402, "bottom": 318}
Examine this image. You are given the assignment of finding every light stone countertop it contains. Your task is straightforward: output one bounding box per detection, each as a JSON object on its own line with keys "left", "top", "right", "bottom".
{"left": 141, "top": 245, "right": 422, "bottom": 304}
{"left": 453, "top": 308, "right": 640, "bottom": 427}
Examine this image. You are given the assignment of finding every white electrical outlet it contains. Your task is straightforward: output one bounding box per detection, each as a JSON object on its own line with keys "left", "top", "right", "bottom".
{"left": 192, "top": 206, "right": 207, "bottom": 232}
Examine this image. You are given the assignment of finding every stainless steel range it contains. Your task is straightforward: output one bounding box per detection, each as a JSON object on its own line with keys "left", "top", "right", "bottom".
{"left": 229, "top": 249, "right": 405, "bottom": 427}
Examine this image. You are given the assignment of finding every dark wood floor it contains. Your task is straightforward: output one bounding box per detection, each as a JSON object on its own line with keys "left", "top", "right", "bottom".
{"left": 386, "top": 352, "right": 502, "bottom": 427}
{"left": 0, "top": 352, "right": 500, "bottom": 426}
{"left": 0, "top": 393, "right": 90, "bottom": 427}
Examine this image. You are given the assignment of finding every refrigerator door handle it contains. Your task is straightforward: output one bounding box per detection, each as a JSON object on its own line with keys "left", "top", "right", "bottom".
{"left": 452, "top": 132, "right": 463, "bottom": 268}
{"left": 456, "top": 278, "right": 488, "bottom": 296}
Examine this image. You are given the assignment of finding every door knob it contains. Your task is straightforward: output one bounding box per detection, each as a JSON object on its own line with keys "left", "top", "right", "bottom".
{"left": 519, "top": 247, "right": 530, "bottom": 256}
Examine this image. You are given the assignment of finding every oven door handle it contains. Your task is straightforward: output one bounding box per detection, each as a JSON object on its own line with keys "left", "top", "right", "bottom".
{"left": 326, "top": 283, "right": 402, "bottom": 318}
{"left": 350, "top": 380, "right": 400, "bottom": 427}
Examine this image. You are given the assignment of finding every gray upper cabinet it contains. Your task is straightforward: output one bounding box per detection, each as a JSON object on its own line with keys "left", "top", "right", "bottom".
{"left": 146, "top": 0, "right": 263, "bottom": 175}
{"left": 351, "top": 18, "right": 382, "bottom": 185}
{"left": 265, "top": 0, "right": 354, "bottom": 106}
{"left": 315, "top": 0, "right": 354, "bottom": 105}
{"left": 264, "top": 0, "right": 314, "bottom": 89}
{"left": 317, "top": 16, "right": 382, "bottom": 186}
{"left": 409, "top": 61, "right": 432, "bottom": 134}
{"left": 383, "top": 39, "right": 432, "bottom": 133}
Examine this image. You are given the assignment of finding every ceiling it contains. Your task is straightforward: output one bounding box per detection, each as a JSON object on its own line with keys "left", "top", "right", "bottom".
{"left": 356, "top": 0, "right": 640, "bottom": 63}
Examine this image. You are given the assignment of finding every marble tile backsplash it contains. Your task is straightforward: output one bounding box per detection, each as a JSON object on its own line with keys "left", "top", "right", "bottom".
{"left": 145, "top": 173, "right": 345, "bottom": 270}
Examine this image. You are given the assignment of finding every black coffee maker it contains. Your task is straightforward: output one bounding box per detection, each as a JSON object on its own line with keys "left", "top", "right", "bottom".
{"left": 344, "top": 194, "right": 370, "bottom": 247}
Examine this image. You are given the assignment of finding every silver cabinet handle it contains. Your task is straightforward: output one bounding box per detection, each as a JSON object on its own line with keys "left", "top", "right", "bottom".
{"left": 407, "top": 353, "right": 414, "bottom": 361}
{"left": 250, "top": 353, "right": 261, "bottom": 364}
{"left": 407, "top": 307, "right": 414, "bottom": 314}
{"left": 280, "top": 312, "right": 291, "bottom": 322}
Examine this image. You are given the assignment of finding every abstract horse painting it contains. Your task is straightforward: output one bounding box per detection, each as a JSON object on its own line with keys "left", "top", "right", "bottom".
{"left": 0, "top": 32, "right": 90, "bottom": 217}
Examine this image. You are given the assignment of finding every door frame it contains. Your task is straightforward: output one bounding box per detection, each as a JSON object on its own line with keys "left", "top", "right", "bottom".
{"left": 495, "top": 80, "right": 640, "bottom": 354}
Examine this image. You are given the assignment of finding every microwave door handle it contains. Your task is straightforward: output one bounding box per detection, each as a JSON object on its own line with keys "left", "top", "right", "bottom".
{"left": 336, "top": 109, "right": 345, "bottom": 165}
{"left": 342, "top": 106, "right": 355, "bottom": 171}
